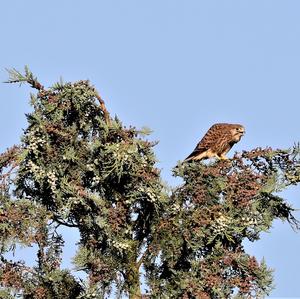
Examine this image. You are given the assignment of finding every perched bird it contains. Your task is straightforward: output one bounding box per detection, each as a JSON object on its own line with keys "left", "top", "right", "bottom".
{"left": 184, "top": 123, "right": 245, "bottom": 162}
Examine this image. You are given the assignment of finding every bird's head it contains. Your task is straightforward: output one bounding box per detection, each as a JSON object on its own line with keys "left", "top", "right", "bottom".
{"left": 231, "top": 124, "right": 245, "bottom": 142}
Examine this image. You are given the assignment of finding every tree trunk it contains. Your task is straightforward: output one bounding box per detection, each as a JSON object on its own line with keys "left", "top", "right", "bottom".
{"left": 126, "top": 260, "right": 141, "bottom": 299}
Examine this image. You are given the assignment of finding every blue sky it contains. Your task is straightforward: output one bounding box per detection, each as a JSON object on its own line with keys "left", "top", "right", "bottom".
{"left": 1, "top": 1, "right": 300, "bottom": 297}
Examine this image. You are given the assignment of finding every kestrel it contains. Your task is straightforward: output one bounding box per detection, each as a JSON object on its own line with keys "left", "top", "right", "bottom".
{"left": 184, "top": 123, "right": 245, "bottom": 162}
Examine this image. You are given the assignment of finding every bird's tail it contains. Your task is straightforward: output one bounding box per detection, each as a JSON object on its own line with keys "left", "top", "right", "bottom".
{"left": 183, "top": 155, "right": 196, "bottom": 162}
{"left": 183, "top": 148, "right": 204, "bottom": 162}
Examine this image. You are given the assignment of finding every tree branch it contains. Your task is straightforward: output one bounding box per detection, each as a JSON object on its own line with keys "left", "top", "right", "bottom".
{"left": 93, "top": 88, "right": 111, "bottom": 125}
{"left": 5, "top": 66, "right": 44, "bottom": 91}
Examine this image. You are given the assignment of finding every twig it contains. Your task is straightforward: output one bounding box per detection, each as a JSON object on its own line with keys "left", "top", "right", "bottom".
{"left": 4, "top": 67, "right": 44, "bottom": 91}
{"left": 53, "top": 215, "right": 78, "bottom": 228}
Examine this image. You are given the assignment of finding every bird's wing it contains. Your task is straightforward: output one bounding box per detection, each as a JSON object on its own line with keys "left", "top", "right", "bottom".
{"left": 184, "top": 124, "right": 221, "bottom": 161}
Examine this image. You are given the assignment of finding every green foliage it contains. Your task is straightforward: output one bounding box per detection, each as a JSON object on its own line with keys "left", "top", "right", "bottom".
{"left": 144, "top": 147, "right": 300, "bottom": 298}
{"left": 1, "top": 68, "right": 165, "bottom": 298}
{"left": 1, "top": 67, "right": 300, "bottom": 298}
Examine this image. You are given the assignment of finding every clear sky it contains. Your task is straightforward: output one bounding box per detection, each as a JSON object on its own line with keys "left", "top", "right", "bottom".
{"left": 1, "top": 1, "right": 300, "bottom": 297}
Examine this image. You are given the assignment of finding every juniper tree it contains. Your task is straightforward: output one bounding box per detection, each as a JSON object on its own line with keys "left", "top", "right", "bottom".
{"left": 0, "top": 68, "right": 300, "bottom": 298}
{"left": 144, "top": 149, "right": 300, "bottom": 298}
{"left": 0, "top": 67, "right": 165, "bottom": 299}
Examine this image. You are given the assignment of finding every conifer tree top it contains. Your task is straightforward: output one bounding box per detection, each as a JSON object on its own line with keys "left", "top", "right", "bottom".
{"left": 0, "top": 68, "right": 300, "bottom": 298}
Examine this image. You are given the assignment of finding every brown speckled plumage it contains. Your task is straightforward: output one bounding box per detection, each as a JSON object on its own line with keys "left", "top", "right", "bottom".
{"left": 184, "top": 123, "right": 245, "bottom": 162}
